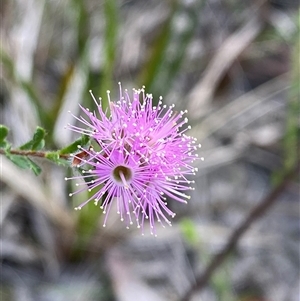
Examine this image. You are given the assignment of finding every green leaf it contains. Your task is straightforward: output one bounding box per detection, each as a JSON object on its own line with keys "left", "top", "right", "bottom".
{"left": 19, "top": 141, "right": 33, "bottom": 150}
{"left": 0, "top": 125, "right": 9, "bottom": 148}
{"left": 59, "top": 135, "right": 90, "bottom": 155}
{"left": 20, "top": 127, "right": 46, "bottom": 151}
{"left": 46, "top": 151, "right": 70, "bottom": 166}
{"left": 0, "top": 140, "right": 9, "bottom": 149}
{"left": 6, "top": 153, "right": 31, "bottom": 169}
{"left": 0, "top": 125, "right": 9, "bottom": 144}
{"left": 31, "top": 127, "right": 46, "bottom": 150}
{"left": 27, "top": 158, "right": 42, "bottom": 175}
{"left": 45, "top": 151, "right": 59, "bottom": 162}
{"left": 5, "top": 152, "right": 41, "bottom": 175}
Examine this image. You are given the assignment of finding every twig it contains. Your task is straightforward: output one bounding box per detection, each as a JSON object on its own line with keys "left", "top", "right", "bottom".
{"left": 181, "top": 160, "right": 299, "bottom": 301}
{"left": 0, "top": 148, "right": 69, "bottom": 159}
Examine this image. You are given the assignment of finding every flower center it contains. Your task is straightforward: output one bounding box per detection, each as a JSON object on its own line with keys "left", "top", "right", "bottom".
{"left": 112, "top": 165, "right": 133, "bottom": 187}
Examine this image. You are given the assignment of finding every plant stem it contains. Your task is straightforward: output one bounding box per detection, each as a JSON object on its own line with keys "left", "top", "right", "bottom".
{"left": 0, "top": 148, "right": 70, "bottom": 159}
{"left": 181, "top": 159, "right": 300, "bottom": 301}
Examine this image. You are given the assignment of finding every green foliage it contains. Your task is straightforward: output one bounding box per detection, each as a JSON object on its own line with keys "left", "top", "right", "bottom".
{"left": 4, "top": 150, "right": 42, "bottom": 175}
{"left": 59, "top": 135, "right": 90, "bottom": 155}
{"left": 0, "top": 126, "right": 46, "bottom": 175}
{"left": 0, "top": 125, "right": 71, "bottom": 174}
{"left": 45, "top": 151, "right": 69, "bottom": 167}
{"left": 0, "top": 125, "right": 9, "bottom": 148}
{"left": 19, "top": 127, "right": 46, "bottom": 151}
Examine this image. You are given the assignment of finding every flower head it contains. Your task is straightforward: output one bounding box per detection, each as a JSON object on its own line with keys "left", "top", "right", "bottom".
{"left": 65, "top": 83, "right": 201, "bottom": 235}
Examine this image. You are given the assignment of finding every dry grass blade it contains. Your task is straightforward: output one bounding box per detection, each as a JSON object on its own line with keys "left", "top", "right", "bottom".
{"left": 188, "top": 14, "right": 263, "bottom": 119}
{"left": 1, "top": 157, "right": 74, "bottom": 231}
{"left": 10, "top": 0, "right": 45, "bottom": 80}
{"left": 189, "top": 73, "right": 289, "bottom": 141}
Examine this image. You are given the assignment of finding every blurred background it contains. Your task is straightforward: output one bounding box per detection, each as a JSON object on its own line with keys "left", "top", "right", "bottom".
{"left": 1, "top": 0, "right": 299, "bottom": 300}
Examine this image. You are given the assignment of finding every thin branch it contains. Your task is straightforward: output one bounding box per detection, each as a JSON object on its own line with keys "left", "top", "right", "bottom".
{"left": 181, "top": 160, "right": 300, "bottom": 301}
{"left": 0, "top": 148, "right": 70, "bottom": 159}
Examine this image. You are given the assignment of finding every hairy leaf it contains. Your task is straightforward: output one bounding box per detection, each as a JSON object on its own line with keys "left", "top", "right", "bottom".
{"left": 20, "top": 127, "right": 46, "bottom": 150}
{"left": 59, "top": 135, "right": 90, "bottom": 155}
{"left": 46, "top": 151, "right": 70, "bottom": 166}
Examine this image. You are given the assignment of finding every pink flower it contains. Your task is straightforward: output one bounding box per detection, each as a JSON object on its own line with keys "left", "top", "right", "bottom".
{"left": 65, "top": 84, "right": 201, "bottom": 235}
